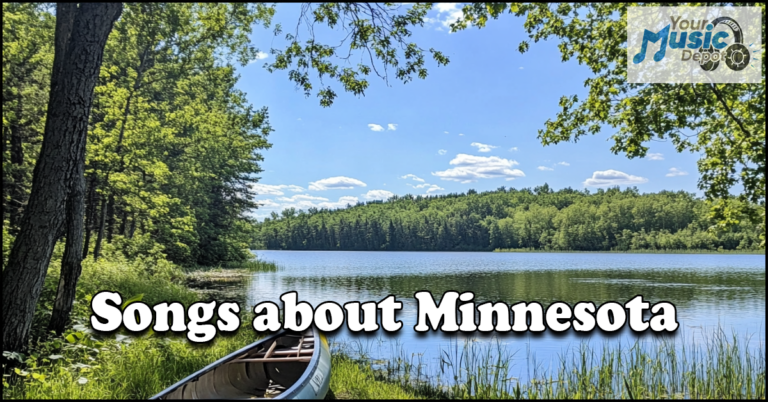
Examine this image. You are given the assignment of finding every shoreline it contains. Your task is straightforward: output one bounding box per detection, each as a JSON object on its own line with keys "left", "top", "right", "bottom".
{"left": 251, "top": 248, "right": 766, "bottom": 255}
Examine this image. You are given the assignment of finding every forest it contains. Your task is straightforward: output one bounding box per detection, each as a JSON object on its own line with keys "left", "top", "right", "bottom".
{"left": 3, "top": 3, "right": 273, "bottom": 267}
{"left": 252, "top": 185, "right": 764, "bottom": 252}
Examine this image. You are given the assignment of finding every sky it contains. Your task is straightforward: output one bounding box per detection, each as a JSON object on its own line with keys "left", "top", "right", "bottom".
{"left": 235, "top": 4, "right": 702, "bottom": 220}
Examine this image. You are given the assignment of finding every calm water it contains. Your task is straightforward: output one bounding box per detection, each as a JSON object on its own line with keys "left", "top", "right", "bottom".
{"left": 239, "top": 251, "right": 765, "bottom": 379}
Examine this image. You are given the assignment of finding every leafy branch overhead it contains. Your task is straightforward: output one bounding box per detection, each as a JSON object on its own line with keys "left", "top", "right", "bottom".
{"left": 450, "top": 2, "right": 766, "bottom": 245}
{"left": 265, "top": 3, "right": 450, "bottom": 107}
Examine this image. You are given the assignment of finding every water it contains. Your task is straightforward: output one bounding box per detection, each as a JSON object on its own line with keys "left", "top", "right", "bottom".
{"left": 239, "top": 251, "right": 765, "bottom": 381}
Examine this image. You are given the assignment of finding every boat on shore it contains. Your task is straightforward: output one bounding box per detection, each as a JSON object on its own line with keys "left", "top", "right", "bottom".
{"left": 150, "top": 327, "right": 331, "bottom": 399}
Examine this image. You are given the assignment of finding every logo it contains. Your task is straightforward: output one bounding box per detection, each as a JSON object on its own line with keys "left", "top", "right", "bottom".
{"left": 627, "top": 7, "right": 762, "bottom": 83}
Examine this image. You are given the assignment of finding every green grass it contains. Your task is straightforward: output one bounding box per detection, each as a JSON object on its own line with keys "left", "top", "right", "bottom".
{"left": 346, "top": 329, "right": 766, "bottom": 399}
{"left": 494, "top": 247, "right": 765, "bottom": 254}
{"left": 3, "top": 324, "right": 265, "bottom": 399}
{"left": 184, "top": 259, "right": 280, "bottom": 272}
{"left": 221, "top": 259, "right": 280, "bottom": 272}
{"left": 328, "top": 354, "right": 425, "bottom": 399}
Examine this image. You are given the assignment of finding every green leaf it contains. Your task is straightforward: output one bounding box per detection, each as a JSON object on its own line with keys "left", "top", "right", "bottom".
{"left": 121, "top": 294, "right": 144, "bottom": 310}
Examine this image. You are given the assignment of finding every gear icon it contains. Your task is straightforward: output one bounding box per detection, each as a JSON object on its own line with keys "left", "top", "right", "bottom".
{"left": 724, "top": 44, "right": 750, "bottom": 71}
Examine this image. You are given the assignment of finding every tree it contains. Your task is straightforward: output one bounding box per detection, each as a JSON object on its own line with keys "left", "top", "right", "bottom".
{"left": 3, "top": 2, "right": 453, "bottom": 353}
{"left": 2, "top": 4, "right": 55, "bottom": 238}
{"left": 452, "top": 3, "right": 766, "bottom": 245}
{"left": 2, "top": 3, "right": 123, "bottom": 353}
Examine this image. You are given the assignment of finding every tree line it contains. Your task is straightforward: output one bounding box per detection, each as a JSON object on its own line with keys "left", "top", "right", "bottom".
{"left": 253, "top": 185, "right": 764, "bottom": 252}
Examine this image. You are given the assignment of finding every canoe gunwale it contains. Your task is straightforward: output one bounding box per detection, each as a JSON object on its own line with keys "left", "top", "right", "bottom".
{"left": 148, "top": 328, "right": 325, "bottom": 399}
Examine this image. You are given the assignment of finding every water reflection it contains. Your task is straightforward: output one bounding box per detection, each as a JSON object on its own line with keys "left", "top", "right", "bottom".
{"left": 236, "top": 251, "right": 764, "bottom": 381}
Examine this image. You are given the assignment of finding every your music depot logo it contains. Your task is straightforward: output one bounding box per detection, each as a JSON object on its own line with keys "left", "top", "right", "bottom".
{"left": 628, "top": 6, "right": 762, "bottom": 83}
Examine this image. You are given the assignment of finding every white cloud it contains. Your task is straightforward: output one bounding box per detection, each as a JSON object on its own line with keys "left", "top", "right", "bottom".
{"left": 583, "top": 170, "right": 648, "bottom": 187}
{"left": 387, "top": 123, "right": 398, "bottom": 131}
{"left": 537, "top": 166, "right": 554, "bottom": 171}
{"left": 471, "top": 142, "right": 498, "bottom": 153}
{"left": 277, "top": 194, "right": 329, "bottom": 202}
{"left": 519, "top": 66, "right": 524, "bottom": 70}
{"left": 409, "top": 183, "right": 445, "bottom": 194}
{"left": 435, "top": 3, "right": 459, "bottom": 12}
{"left": 400, "top": 174, "right": 425, "bottom": 182}
{"left": 509, "top": 147, "right": 518, "bottom": 152}
{"left": 252, "top": 183, "right": 305, "bottom": 196}
{"left": 248, "top": 52, "right": 270, "bottom": 64}
{"left": 444, "top": 131, "right": 449, "bottom": 134}
{"left": 257, "top": 199, "right": 281, "bottom": 207}
{"left": 432, "top": 154, "right": 525, "bottom": 183}
{"left": 557, "top": 161, "right": 570, "bottom": 166}
{"left": 666, "top": 168, "right": 689, "bottom": 177}
{"left": 434, "top": 3, "right": 464, "bottom": 30}
{"left": 262, "top": 194, "right": 360, "bottom": 213}
{"left": 647, "top": 153, "right": 664, "bottom": 161}
{"left": 438, "top": 149, "right": 447, "bottom": 155}
{"left": 309, "top": 176, "right": 367, "bottom": 191}
{"left": 459, "top": 133, "right": 464, "bottom": 136}
{"left": 368, "top": 124, "right": 384, "bottom": 132}
{"left": 363, "top": 190, "right": 395, "bottom": 200}
{"left": 320, "top": 196, "right": 359, "bottom": 209}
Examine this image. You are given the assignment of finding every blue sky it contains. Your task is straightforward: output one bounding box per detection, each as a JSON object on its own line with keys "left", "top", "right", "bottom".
{"left": 236, "top": 4, "right": 702, "bottom": 220}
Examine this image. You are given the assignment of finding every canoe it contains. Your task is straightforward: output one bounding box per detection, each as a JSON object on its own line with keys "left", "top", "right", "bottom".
{"left": 149, "top": 327, "right": 331, "bottom": 399}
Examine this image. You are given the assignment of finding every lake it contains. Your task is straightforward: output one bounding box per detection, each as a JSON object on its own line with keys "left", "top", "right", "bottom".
{"left": 240, "top": 251, "right": 765, "bottom": 381}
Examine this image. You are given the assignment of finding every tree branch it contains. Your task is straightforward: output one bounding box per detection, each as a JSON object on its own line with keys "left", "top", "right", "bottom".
{"left": 709, "top": 83, "right": 752, "bottom": 138}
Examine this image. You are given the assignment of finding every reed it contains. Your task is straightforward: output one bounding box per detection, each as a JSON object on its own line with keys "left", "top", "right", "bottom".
{"left": 337, "top": 327, "right": 766, "bottom": 399}
{"left": 494, "top": 248, "right": 765, "bottom": 255}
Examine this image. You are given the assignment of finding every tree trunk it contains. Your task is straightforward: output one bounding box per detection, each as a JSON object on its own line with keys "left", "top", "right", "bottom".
{"left": 106, "top": 193, "right": 115, "bottom": 242}
{"left": 49, "top": 158, "right": 86, "bottom": 334}
{"left": 1, "top": 2, "right": 123, "bottom": 354}
{"left": 128, "top": 213, "right": 136, "bottom": 239}
{"left": 82, "top": 174, "right": 98, "bottom": 258}
{"left": 119, "top": 208, "right": 128, "bottom": 236}
{"left": 93, "top": 195, "right": 108, "bottom": 260}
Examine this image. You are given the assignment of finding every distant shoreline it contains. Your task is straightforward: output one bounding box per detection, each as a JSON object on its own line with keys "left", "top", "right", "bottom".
{"left": 250, "top": 248, "right": 765, "bottom": 255}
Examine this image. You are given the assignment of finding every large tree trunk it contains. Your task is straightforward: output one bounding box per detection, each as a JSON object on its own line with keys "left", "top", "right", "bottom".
{"left": 1, "top": 3, "right": 123, "bottom": 354}
{"left": 49, "top": 158, "right": 86, "bottom": 334}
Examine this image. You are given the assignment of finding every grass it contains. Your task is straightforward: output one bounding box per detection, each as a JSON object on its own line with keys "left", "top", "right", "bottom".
{"left": 3, "top": 323, "right": 265, "bottom": 399}
{"left": 340, "top": 328, "right": 766, "bottom": 399}
{"left": 494, "top": 248, "right": 765, "bottom": 254}
{"left": 328, "top": 354, "right": 424, "bottom": 399}
{"left": 184, "top": 259, "right": 280, "bottom": 272}
{"left": 222, "top": 259, "right": 280, "bottom": 272}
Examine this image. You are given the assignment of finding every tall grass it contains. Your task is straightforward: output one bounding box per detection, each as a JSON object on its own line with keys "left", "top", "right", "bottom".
{"left": 494, "top": 248, "right": 765, "bottom": 255}
{"left": 3, "top": 323, "right": 265, "bottom": 399}
{"left": 339, "top": 328, "right": 765, "bottom": 399}
{"left": 221, "top": 259, "right": 280, "bottom": 272}
{"left": 184, "top": 259, "right": 280, "bottom": 273}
